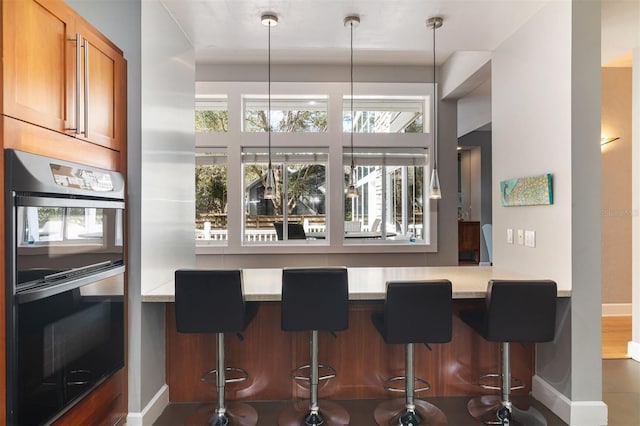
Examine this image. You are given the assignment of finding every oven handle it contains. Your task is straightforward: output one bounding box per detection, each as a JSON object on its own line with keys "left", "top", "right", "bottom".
{"left": 15, "top": 195, "right": 124, "bottom": 209}
{"left": 16, "top": 265, "right": 125, "bottom": 304}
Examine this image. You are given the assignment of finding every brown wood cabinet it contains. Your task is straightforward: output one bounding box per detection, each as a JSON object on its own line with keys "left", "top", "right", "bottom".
{"left": 0, "top": 0, "right": 127, "bottom": 424}
{"left": 1, "top": 0, "right": 126, "bottom": 151}
{"left": 458, "top": 221, "right": 481, "bottom": 265}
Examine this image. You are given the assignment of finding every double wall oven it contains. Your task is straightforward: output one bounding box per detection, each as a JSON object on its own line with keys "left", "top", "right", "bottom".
{"left": 5, "top": 149, "right": 126, "bottom": 425}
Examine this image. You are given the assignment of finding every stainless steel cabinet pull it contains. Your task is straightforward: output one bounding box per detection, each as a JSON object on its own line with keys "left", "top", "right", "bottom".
{"left": 83, "top": 38, "right": 89, "bottom": 138}
{"left": 68, "top": 33, "right": 81, "bottom": 134}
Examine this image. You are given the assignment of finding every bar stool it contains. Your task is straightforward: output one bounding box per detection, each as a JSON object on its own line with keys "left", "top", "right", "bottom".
{"left": 279, "top": 267, "right": 350, "bottom": 426}
{"left": 175, "top": 269, "right": 259, "bottom": 426}
{"left": 371, "top": 280, "right": 452, "bottom": 426}
{"left": 460, "top": 280, "right": 557, "bottom": 425}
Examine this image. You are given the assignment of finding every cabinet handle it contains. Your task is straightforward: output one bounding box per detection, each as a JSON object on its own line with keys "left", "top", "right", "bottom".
{"left": 83, "top": 38, "right": 89, "bottom": 138}
{"left": 70, "top": 33, "right": 81, "bottom": 135}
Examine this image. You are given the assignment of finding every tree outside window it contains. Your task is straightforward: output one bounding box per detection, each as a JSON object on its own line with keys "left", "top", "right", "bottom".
{"left": 243, "top": 149, "right": 327, "bottom": 242}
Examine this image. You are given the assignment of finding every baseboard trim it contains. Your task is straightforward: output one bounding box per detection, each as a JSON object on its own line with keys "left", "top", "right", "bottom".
{"left": 532, "top": 375, "right": 607, "bottom": 425}
{"left": 602, "top": 303, "right": 632, "bottom": 316}
{"left": 126, "top": 384, "right": 169, "bottom": 426}
{"left": 628, "top": 341, "right": 640, "bottom": 362}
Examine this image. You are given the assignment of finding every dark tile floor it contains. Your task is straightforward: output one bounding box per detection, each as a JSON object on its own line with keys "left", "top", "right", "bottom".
{"left": 155, "top": 359, "right": 640, "bottom": 425}
{"left": 603, "top": 358, "right": 640, "bottom": 426}
{"left": 155, "top": 396, "right": 566, "bottom": 425}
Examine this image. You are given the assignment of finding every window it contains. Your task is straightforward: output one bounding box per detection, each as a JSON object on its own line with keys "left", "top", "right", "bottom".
{"left": 343, "top": 97, "right": 425, "bottom": 133}
{"left": 242, "top": 148, "right": 327, "bottom": 243}
{"left": 196, "top": 95, "right": 228, "bottom": 132}
{"left": 195, "top": 149, "right": 228, "bottom": 243}
{"left": 344, "top": 148, "right": 428, "bottom": 243}
{"left": 243, "top": 96, "right": 328, "bottom": 132}
{"left": 194, "top": 82, "right": 437, "bottom": 253}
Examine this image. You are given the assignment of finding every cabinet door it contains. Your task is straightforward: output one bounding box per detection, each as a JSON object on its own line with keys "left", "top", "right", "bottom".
{"left": 76, "top": 21, "right": 124, "bottom": 150}
{"left": 2, "top": 0, "right": 76, "bottom": 133}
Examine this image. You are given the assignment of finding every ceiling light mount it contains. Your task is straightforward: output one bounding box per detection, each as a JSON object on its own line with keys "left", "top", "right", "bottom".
{"left": 426, "top": 16, "right": 443, "bottom": 30}
{"left": 344, "top": 15, "right": 360, "bottom": 28}
{"left": 261, "top": 14, "right": 278, "bottom": 27}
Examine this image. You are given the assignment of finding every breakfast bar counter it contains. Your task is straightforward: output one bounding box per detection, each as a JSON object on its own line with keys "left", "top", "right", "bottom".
{"left": 150, "top": 266, "right": 569, "bottom": 403}
{"left": 142, "top": 265, "right": 570, "bottom": 302}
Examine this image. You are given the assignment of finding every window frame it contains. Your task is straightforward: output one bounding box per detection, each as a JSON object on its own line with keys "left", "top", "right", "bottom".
{"left": 195, "top": 81, "right": 438, "bottom": 255}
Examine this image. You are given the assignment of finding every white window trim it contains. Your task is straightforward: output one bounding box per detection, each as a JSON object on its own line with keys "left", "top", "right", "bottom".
{"left": 195, "top": 81, "right": 438, "bottom": 255}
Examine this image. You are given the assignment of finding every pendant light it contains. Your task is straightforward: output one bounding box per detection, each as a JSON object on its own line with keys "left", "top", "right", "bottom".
{"left": 427, "top": 16, "right": 443, "bottom": 200}
{"left": 345, "top": 15, "right": 360, "bottom": 198}
{"left": 262, "top": 13, "right": 278, "bottom": 200}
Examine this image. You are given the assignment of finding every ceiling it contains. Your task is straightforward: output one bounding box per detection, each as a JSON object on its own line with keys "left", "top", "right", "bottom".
{"left": 161, "top": 0, "right": 637, "bottom": 70}
{"left": 161, "top": 0, "right": 552, "bottom": 66}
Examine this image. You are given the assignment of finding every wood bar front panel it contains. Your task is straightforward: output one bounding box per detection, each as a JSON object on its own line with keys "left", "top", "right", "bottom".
{"left": 166, "top": 301, "right": 534, "bottom": 402}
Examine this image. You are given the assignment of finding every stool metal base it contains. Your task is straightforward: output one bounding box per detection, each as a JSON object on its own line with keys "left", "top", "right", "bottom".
{"left": 278, "top": 399, "right": 350, "bottom": 426}
{"left": 468, "top": 395, "right": 547, "bottom": 426}
{"left": 185, "top": 402, "right": 258, "bottom": 426}
{"left": 374, "top": 398, "right": 447, "bottom": 426}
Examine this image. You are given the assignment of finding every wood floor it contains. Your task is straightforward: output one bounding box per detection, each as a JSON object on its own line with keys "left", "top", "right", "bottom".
{"left": 603, "top": 315, "right": 631, "bottom": 359}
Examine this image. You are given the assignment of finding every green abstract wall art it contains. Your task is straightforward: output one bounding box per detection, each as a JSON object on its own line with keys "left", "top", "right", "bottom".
{"left": 500, "top": 173, "right": 553, "bottom": 206}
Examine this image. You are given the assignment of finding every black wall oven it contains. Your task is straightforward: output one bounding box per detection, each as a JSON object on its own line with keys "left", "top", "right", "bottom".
{"left": 5, "top": 149, "right": 125, "bottom": 425}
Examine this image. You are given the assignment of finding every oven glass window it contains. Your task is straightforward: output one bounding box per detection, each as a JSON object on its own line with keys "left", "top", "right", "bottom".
{"left": 15, "top": 204, "right": 124, "bottom": 287}
{"left": 20, "top": 207, "right": 108, "bottom": 243}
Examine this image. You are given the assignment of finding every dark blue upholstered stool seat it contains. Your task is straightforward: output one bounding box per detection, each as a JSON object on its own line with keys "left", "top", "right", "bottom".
{"left": 460, "top": 280, "right": 557, "bottom": 425}
{"left": 175, "top": 269, "right": 259, "bottom": 426}
{"left": 279, "top": 268, "right": 350, "bottom": 426}
{"left": 371, "top": 280, "right": 452, "bottom": 426}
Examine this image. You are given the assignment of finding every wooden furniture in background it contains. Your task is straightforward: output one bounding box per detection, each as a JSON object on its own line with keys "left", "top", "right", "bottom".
{"left": 458, "top": 221, "right": 481, "bottom": 265}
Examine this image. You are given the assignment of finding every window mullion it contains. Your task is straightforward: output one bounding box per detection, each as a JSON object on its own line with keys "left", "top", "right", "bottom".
{"left": 282, "top": 163, "right": 289, "bottom": 240}
{"left": 401, "top": 167, "right": 408, "bottom": 236}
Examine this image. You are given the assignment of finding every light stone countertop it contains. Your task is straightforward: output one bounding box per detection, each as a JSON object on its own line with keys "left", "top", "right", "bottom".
{"left": 142, "top": 266, "right": 571, "bottom": 302}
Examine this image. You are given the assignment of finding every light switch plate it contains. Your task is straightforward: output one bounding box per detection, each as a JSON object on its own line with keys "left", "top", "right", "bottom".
{"left": 507, "top": 228, "right": 513, "bottom": 244}
{"left": 525, "top": 230, "right": 536, "bottom": 247}
{"left": 517, "top": 229, "right": 524, "bottom": 245}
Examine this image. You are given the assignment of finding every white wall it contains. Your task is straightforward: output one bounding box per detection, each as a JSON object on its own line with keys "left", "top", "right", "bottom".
{"left": 457, "top": 95, "right": 491, "bottom": 137}
{"left": 492, "top": 1, "right": 604, "bottom": 424}
{"left": 65, "top": 0, "right": 195, "bottom": 421}
{"left": 138, "top": 0, "right": 195, "bottom": 417}
{"left": 492, "top": 2, "right": 572, "bottom": 288}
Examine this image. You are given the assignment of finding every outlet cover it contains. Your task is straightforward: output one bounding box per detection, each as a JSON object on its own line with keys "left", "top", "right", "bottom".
{"left": 525, "top": 230, "right": 536, "bottom": 247}
{"left": 517, "top": 229, "right": 524, "bottom": 245}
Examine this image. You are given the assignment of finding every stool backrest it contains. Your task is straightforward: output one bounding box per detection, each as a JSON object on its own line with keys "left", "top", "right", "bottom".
{"left": 175, "top": 269, "right": 246, "bottom": 334}
{"left": 485, "top": 280, "right": 557, "bottom": 342}
{"left": 383, "top": 280, "right": 452, "bottom": 344}
{"left": 281, "top": 268, "right": 349, "bottom": 331}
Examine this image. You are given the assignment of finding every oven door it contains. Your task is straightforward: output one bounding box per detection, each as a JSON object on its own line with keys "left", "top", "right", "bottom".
{"left": 7, "top": 273, "right": 125, "bottom": 426}
{"left": 11, "top": 195, "right": 124, "bottom": 291}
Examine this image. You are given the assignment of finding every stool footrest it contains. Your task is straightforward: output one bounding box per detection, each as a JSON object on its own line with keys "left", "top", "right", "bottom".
{"left": 290, "top": 364, "right": 337, "bottom": 382}
{"left": 478, "top": 373, "right": 525, "bottom": 391}
{"left": 201, "top": 367, "right": 249, "bottom": 384}
{"left": 383, "top": 375, "right": 431, "bottom": 393}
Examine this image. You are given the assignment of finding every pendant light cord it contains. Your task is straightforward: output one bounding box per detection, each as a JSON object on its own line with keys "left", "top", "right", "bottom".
{"left": 350, "top": 20, "right": 355, "bottom": 177}
{"left": 268, "top": 21, "right": 272, "bottom": 171}
{"left": 432, "top": 21, "right": 438, "bottom": 171}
